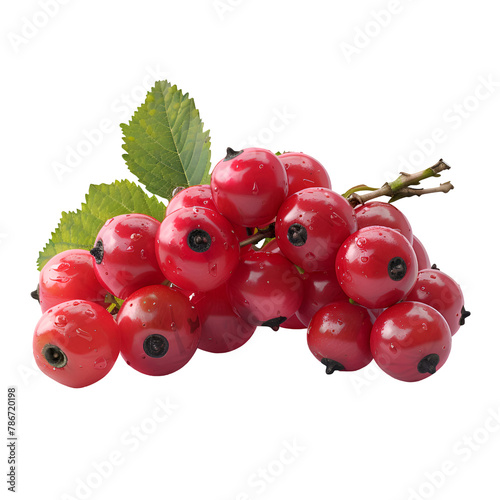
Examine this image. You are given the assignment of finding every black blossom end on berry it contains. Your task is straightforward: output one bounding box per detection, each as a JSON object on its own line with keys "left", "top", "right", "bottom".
{"left": 321, "top": 358, "right": 345, "bottom": 375}
{"left": 187, "top": 229, "right": 212, "bottom": 253}
{"left": 172, "top": 186, "right": 185, "bottom": 198}
{"left": 459, "top": 305, "right": 471, "bottom": 326}
{"left": 287, "top": 223, "right": 307, "bottom": 247}
{"left": 262, "top": 316, "right": 287, "bottom": 331}
{"left": 42, "top": 344, "right": 68, "bottom": 368}
{"left": 90, "top": 240, "right": 104, "bottom": 265}
{"left": 431, "top": 263, "right": 440, "bottom": 270}
{"left": 224, "top": 147, "right": 244, "bottom": 161}
{"left": 143, "top": 334, "right": 169, "bottom": 358}
{"left": 417, "top": 353, "right": 440, "bottom": 374}
{"left": 31, "top": 285, "right": 40, "bottom": 303}
{"left": 388, "top": 257, "right": 407, "bottom": 281}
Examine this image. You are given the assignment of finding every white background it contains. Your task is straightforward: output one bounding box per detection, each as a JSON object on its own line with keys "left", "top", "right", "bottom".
{"left": 2, "top": 1, "right": 499, "bottom": 499}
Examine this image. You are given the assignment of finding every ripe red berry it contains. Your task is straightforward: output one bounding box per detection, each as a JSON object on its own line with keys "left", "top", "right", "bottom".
{"left": 412, "top": 235, "right": 432, "bottom": 270}
{"left": 307, "top": 301, "right": 373, "bottom": 374}
{"left": 190, "top": 285, "right": 256, "bottom": 353}
{"left": 370, "top": 301, "right": 452, "bottom": 382}
{"left": 211, "top": 147, "right": 288, "bottom": 227}
{"left": 275, "top": 187, "right": 358, "bottom": 272}
{"left": 296, "top": 269, "right": 349, "bottom": 326}
{"left": 335, "top": 226, "right": 418, "bottom": 308}
{"left": 227, "top": 251, "right": 304, "bottom": 329}
{"left": 33, "top": 300, "right": 120, "bottom": 388}
{"left": 166, "top": 184, "right": 253, "bottom": 252}
{"left": 156, "top": 206, "right": 240, "bottom": 292}
{"left": 405, "top": 268, "right": 469, "bottom": 335}
{"left": 117, "top": 285, "right": 201, "bottom": 376}
{"left": 90, "top": 214, "right": 164, "bottom": 299}
{"left": 278, "top": 152, "right": 331, "bottom": 196}
{"left": 38, "top": 249, "right": 108, "bottom": 313}
{"left": 354, "top": 201, "right": 413, "bottom": 243}
{"left": 166, "top": 184, "right": 217, "bottom": 216}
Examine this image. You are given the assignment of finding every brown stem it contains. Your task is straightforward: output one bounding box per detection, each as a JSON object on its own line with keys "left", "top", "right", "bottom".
{"left": 346, "top": 159, "right": 452, "bottom": 207}
{"left": 239, "top": 224, "right": 275, "bottom": 247}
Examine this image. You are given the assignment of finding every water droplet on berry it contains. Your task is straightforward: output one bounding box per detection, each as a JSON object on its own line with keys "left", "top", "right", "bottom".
{"left": 171, "top": 322, "right": 176, "bottom": 330}
{"left": 390, "top": 343, "right": 397, "bottom": 352}
{"left": 54, "top": 315, "right": 67, "bottom": 327}
{"left": 85, "top": 309, "right": 96, "bottom": 318}
{"left": 356, "top": 237, "right": 367, "bottom": 248}
{"left": 360, "top": 256, "right": 369, "bottom": 263}
{"left": 126, "top": 245, "right": 134, "bottom": 252}
{"left": 342, "top": 271, "right": 352, "bottom": 283}
{"left": 52, "top": 262, "right": 71, "bottom": 272}
{"left": 131, "top": 233, "right": 142, "bottom": 241}
{"left": 252, "top": 183, "right": 259, "bottom": 194}
{"left": 209, "top": 263, "right": 217, "bottom": 276}
{"left": 76, "top": 328, "right": 92, "bottom": 342}
{"left": 422, "top": 323, "right": 428, "bottom": 330}
{"left": 94, "top": 357, "right": 107, "bottom": 369}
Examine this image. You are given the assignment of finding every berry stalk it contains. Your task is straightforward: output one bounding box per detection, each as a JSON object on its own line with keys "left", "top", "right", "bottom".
{"left": 344, "top": 159, "right": 453, "bottom": 207}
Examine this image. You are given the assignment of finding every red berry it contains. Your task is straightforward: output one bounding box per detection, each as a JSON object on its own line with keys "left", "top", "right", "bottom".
{"left": 296, "top": 269, "right": 349, "bottom": 326}
{"left": 190, "top": 285, "right": 256, "bottom": 353}
{"left": 370, "top": 301, "right": 452, "bottom": 382}
{"left": 116, "top": 285, "right": 201, "bottom": 376}
{"left": 275, "top": 187, "right": 358, "bottom": 272}
{"left": 227, "top": 251, "right": 304, "bottom": 329}
{"left": 412, "top": 235, "right": 432, "bottom": 270}
{"left": 156, "top": 206, "right": 240, "bottom": 292}
{"left": 405, "top": 268, "right": 469, "bottom": 335}
{"left": 38, "top": 249, "right": 108, "bottom": 313}
{"left": 354, "top": 201, "right": 413, "bottom": 244}
{"left": 166, "top": 184, "right": 217, "bottom": 216}
{"left": 90, "top": 214, "right": 164, "bottom": 299}
{"left": 211, "top": 147, "right": 288, "bottom": 227}
{"left": 307, "top": 301, "right": 373, "bottom": 374}
{"left": 278, "top": 152, "right": 331, "bottom": 196}
{"left": 335, "top": 226, "right": 418, "bottom": 308}
{"left": 33, "top": 300, "right": 120, "bottom": 388}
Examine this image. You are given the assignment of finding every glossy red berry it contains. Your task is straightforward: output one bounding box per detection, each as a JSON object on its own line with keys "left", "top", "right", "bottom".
{"left": 412, "top": 235, "right": 431, "bottom": 270}
{"left": 405, "top": 268, "right": 469, "bottom": 335}
{"left": 117, "top": 285, "right": 201, "bottom": 376}
{"left": 335, "top": 226, "right": 418, "bottom": 308}
{"left": 190, "top": 285, "right": 256, "bottom": 353}
{"left": 307, "top": 301, "right": 373, "bottom": 374}
{"left": 278, "top": 152, "right": 331, "bottom": 196}
{"left": 354, "top": 201, "right": 413, "bottom": 244}
{"left": 33, "top": 300, "right": 120, "bottom": 388}
{"left": 275, "top": 187, "right": 358, "bottom": 272}
{"left": 90, "top": 214, "right": 164, "bottom": 299}
{"left": 227, "top": 251, "right": 304, "bottom": 329}
{"left": 166, "top": 184, "right": 217, "bottom": 216}
{"left": 370, "top": 301, "right": 452, "bottom": 382}
{"left": 296, "top": 269, "right": 349, "bottom": 326}
{"left": 156, "top": 206, "right": 240, "bottom": 292}
{"left": 211, "top": 147, "right": 288, "bottom": 227}
{"left": 38, "top": 249, "right": 108, "bottom": 313}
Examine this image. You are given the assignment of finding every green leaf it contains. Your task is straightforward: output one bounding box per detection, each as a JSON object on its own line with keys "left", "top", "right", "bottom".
{"left": 121, "top": 80, "right": 211, "bottom": 200}
{"left": 37, "top": 180, "right": 166, "bottom": 271}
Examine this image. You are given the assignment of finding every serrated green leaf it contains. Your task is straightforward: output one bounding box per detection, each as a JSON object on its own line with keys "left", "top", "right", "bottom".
{"left": 37, "top": 180, "right": 166, "bottom": 271}
{"left": 121, "top": 80, "right": 211, "bottom": 200}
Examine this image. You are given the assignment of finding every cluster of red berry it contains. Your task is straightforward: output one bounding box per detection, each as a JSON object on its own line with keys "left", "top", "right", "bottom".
{"left": 32, "top": 148, "right": 469, "bottom": 387}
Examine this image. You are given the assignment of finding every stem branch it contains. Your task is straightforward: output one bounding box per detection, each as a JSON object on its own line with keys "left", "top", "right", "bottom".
{"left": 346, "top": 159, "right": 452, "bottom": 207}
